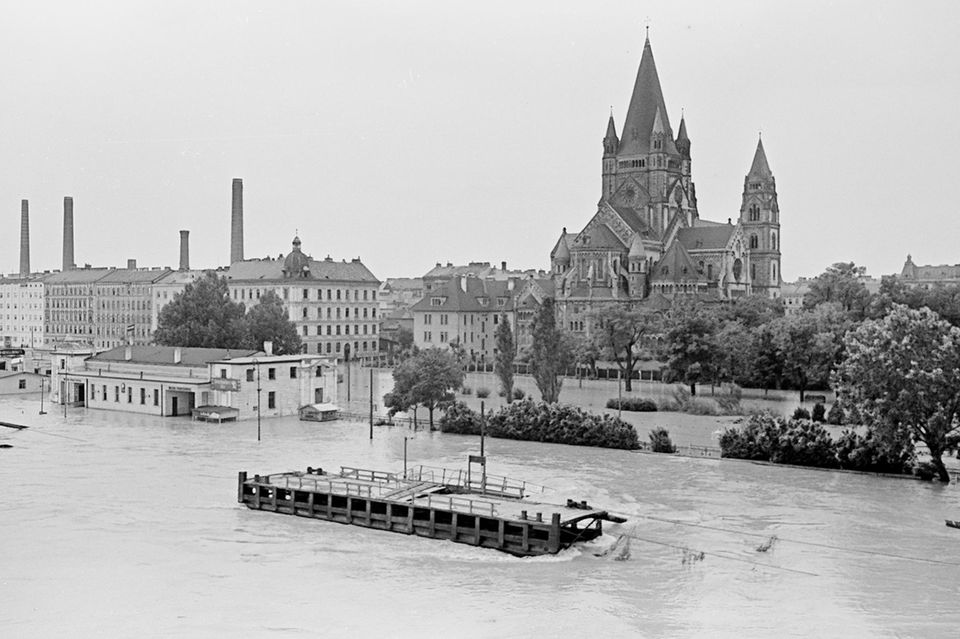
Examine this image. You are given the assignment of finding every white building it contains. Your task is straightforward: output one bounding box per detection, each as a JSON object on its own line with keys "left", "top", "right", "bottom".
{"left": 0, "top": 275, "right": 46, "bottom": 349}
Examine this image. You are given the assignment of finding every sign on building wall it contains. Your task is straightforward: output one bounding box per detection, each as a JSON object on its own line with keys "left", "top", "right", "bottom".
{"left": 211, "top": 378, "right": 241, "bottom": 392}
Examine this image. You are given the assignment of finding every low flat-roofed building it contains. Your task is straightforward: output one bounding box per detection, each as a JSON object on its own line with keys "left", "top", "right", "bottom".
{"left": 0, "top": 370, "right": 46, "bottom": 396}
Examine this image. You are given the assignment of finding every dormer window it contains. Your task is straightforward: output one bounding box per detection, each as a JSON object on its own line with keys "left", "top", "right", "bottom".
{"left": 430, "top": 297, "right": 445, "bottom": 306}
{"left": 477, "top": 297, "right": 489, "bottom": 307}
{"left": 497, "top": 297, "right": 507, "bottom": 307}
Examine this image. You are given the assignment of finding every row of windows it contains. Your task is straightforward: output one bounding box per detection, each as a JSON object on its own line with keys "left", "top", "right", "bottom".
{"left": 233, "top": 287, "right": 377, "bottom": 302}
{"left": 300, "top": 307, "right": 377, "bottom": 320}
{"left": 300, "top": 324, "right": 378, "bottom": 336}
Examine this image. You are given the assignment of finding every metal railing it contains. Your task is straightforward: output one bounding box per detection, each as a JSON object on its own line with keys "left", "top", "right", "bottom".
{"left": 426, "top": 494, "right": 497, "bottom": 517}
{"left": 405, "top": 464, "right": 547, "bottom": 497}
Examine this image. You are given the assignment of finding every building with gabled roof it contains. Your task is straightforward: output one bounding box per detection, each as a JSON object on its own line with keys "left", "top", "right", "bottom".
{"left": 551, "top": 34, "right": 782, "bottom": 336}
{"left": 225, "top": 236, "right": 381, "bottom": 361}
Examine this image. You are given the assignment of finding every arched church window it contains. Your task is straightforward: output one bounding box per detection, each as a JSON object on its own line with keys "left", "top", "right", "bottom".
{"left": 707, "top": 264, "right": 713, "bottom": 279}
{"left": 751, "top": 263, "right": 757, "bottom": 280}
{"left": 771, "top": 233, "right": 777, "bottom": 250}
{"left": 750, "top": 235, "right": 758, "bottom": 249}
{"left": 749, "top": 204, "right": 760, "bottom": 221}
{"left": 772, "top": 262, "right": 777, "bottom": 280}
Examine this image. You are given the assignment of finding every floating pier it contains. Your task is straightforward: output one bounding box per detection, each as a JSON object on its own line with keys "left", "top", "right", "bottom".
{"left": 237, "top": 464, "right": 625, "bottom": 557}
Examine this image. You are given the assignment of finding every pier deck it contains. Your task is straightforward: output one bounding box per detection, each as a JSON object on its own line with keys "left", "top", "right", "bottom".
{"left": 237, "top": 466, "right": 624, "bottom": 557}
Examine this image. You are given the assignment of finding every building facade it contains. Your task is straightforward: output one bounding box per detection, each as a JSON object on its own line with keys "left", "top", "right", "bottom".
{"left": 225, "top": 237, "right": 381, "bottom": 360}
{"left": 0, "top": 275, "right": 46, "bottom": 349}
{"left": 551, "top": 35, "right": 782, "bottom": 336}
{"left": 897, "top": 255, "right": 960, "bottom": 289}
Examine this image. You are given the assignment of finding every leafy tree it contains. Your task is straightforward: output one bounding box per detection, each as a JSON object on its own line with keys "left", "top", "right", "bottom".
{"left": 244, "top": 290, "right": 302, "bottom": 354}
{"left": 773, "top": 304, "right": 847, "bottom": 402}
{"left": 750, "top": 324, "right": 783, "bottom": 394}
{"left": 591, "top": 303, "right": 660, "bottom": 392}
{"left": 717, "top": 294, "right": 785, "bottom": 328}
{"left": 397, "top": 326, "right": 414, "bottom": 352}
{"left": 804, "top": 262, "right": 871, "bottom": 318}
{"left": 663, "top": 300, "right": 719, "bottom": 396}
{"left": 530, "top": 298, "right": 571, "bottom": 403}
{"left": 714, "top": 320, "right": 754, "bottom": 387}
{"left": 493, "top": 315, "right": 515, "bottom": 403}
{"left": 833, "top": 304, "right": 960, "bottom": 482}
{"left": 403, "top": 348, "right": 465, "bottom": 430}
{"left": 155, "top": 272, "right": 247, "bottom": 348}
{"left": 570, "top": 334, "right": 601, "bottom": 379}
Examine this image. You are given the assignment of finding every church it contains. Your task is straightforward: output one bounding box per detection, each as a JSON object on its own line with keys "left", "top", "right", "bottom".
{"left": 550, "top": 35, "right": 782, "bottom": 331}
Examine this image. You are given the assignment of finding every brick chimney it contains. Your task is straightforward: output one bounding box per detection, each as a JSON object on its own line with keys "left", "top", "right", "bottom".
{"left": 19, "top": 200, "right": 30, "bottom": 277}
{"left": 62, "top": 196, "right": 75, "bottom": 271}
{"left": 230, "top": 178, "right": 244, "bottom": 264}
{"left": 179, "top": 230, "right": 189, "bottom": 271}
{"left": 127, "top": 259, "right": 137, "bottom": 270}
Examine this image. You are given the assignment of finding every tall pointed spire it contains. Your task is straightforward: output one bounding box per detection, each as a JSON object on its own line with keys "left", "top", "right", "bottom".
{"left": 675, "top": 113, "right": 690, "bottom": 158}
{"left": 618, "top": 36, "right": 677, "bottom": 156}
{"left": 747, "top": 136, "right": 773, "bottom": 179}
{"left": 603, "top": 111, "right": 619, "bottom": 156}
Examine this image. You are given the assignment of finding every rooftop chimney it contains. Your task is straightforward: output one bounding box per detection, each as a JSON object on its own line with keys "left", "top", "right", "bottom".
{"left": 124, "top": 345, "right": 132, "bottom": 361}
{"left": 263, "top": 340, "right": 273, "bottom": 356}
{"left": 19, "top": 200, "right": 30, "bottom": 277}
{"left": 501, "top": 261, "right": 507, "bottom": 272}
{"left": 179, "top": 230, "right": 190, "bottom": 271}
{"left": 231, "top": 178, "right": 244, "bottom": 264}
{"left": 127, "top": 259, "right": 137, "bottom": 270}
{"left": 62, "top": 196, "right": 75, "bottom": 271}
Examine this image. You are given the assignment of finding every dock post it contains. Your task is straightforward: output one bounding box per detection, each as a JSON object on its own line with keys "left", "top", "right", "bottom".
{"left": 237, "top": 472, "right": 247, "bottom": 503}
{"left": 548, "top": 513, "right": 561, "bottom": 554}
{"left": 497, "top": 519, "right": 505, "bottom": 549}
{"left": 386, "top": 503, "right": 393, "bottom": 531}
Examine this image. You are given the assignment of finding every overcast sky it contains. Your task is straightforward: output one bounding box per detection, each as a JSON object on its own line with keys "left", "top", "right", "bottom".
{"left": 2, "top": 1, "right": 959, "bottom": 281}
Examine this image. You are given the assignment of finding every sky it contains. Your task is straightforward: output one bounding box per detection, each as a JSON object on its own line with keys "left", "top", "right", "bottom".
{"left": 2, "top": 1, "right": 959, "bottom": 281}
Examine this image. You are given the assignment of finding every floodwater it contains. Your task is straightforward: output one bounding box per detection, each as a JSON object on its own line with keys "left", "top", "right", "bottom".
{"left": 1, "top": 396, "right": 958, "bottom": 638}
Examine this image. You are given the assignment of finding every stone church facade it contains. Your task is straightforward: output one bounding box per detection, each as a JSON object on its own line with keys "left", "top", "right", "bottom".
{"left": 550, "top": 36, "right": 782, "bottom": 334}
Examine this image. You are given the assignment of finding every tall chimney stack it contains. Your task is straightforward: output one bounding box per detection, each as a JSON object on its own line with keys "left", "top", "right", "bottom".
{"left": 179, "top": 230, "right": 190, "bottom": 271}
{"left": 62, "top": 196, "right": 75, "bottom": 271}
{"left": 230, "top": 178, "right": 244, "bottom": 264}
{"left": 19, "top": 200, "right": 30, "bottom": 277}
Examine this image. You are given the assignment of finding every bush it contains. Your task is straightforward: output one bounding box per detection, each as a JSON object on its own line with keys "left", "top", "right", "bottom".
{"left": 792, "top": 407, "right": 811, "bottom": 420}
{"left": 658, "top": 385, "right": 740, "bottom": 416}
{"left": 915, "top": 461, "right": 938, "bottom": 481}
{"left": 845, "top": 404, "right": 863, "bottom": 425}
{"left": 835, "top": 429, "right": 914, "bottom": 475}
{"left": 648, "top": 427, "right": 676, "bottom": 453}
{"left": 605, "top": 397, "right": 658, "bottom": 412}
{"left": 438, "top": 401, "right": 482, "bottom": 435}
{"left": 720, "top": 414, "right": 838, "bottom": 468}
{"left": 811, "top": 402, "right": 826, "bottom": 423}
{"left": 476, "top": 387, "right": 490, "bottom": 398}
{"left": 826, "top": 402, "right": 844, "bottom": 425}
{"left": 460, "top": 386, "right": 473, "bottom": 396}
{"left": 484, "top": 399, "right": 639, "bottom": 450}
{"left": 512, "top": 388, "right": 525, "bottom": 400}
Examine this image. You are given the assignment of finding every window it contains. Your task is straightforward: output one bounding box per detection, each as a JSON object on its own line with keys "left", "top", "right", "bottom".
{"left": 425, "top": 314, "right": 432, "bottom": 325}
{"left": 18, "top": 379, "right": 26, "bottom": 389}
{"left": 336, "top": 290, "right": 342, "bottom": 300}
{"left": 302, "top": 307, "right": 308, "bottom": 318}
{"left": 268, "top": 368, "right": 276, "bottom": 380}
{"left": 303, "top": 326, "right": 308, "bottom": 336}
{"left": 115, "top": 386, "right": 120, "bottom": 402}
{"left": 140, "top": 388, "right": 146, "bottom": 404}
{"left": 749, "top": 235, "right": 759, "bottom": 249}
{"left": 290, "top": 366, "right": 297, "bottom": 379}
{"left": 246, "top": 369, "right": 254, "bottom": 382}
{"left": 440, "top": 331, "right": 448, "bottom": 343}
{"left": 303, "top": 289, "right": 309, "bottom": 299}
{"left": 326, "top": 343, "right": 332, "bottom": 353}
{"left": 316, "top": 366, "right": 323, "bottom": 377}
{"left": 751, "top": 263, "right": 757, "bottom": 280}
{"left": 268, "top": 392, "right": 276, "bottom": 409}
{"left": 127, "top": 387, "right": 132, "bottom": 403}
{"left": 424, "top": 331, "right": 432, "bottom": 342}
{"left": 345, "top": 308, "right": 350, "bottom": 318}
{"left": 220, "top": 369, "right": 227, "bottom": 379}
{"left": 153, "top": 389, "right": 159, "bottom": 406}
{"left": 102, "top": 385, "right": 107, "bottom": 400}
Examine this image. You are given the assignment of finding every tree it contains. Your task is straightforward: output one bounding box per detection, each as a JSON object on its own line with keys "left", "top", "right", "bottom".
{"left": 591, "top": 303, "right": 660, "bottom": 392}
{"left": 750, "top": 324, "right": 783, "bottom": 394}
{"left": 397, "top": 326, "right": 414, "bottom": 352}
{"left": 530, "top": 298, "right": 571, "bottom": 403}
{"left": 244, "top": 290, "right": 302, "bottom": 354}
{"left": 804, "top": 262, "right": 871, "bottom": 319}
{"left": 395, "top": 348, "right": 465, "bottom": 430}
{"left": 772, "top": 305, "right": 846, "bottom": 402}
{"left": 663, "top": 300, "right": 719, "bottom": 396}
{"left": 493, "top": 316, "right": 515, "bottom": 402}
{"left": 833, "top": 304, "right": 960, "bottom": 482}
{"left": 154, "top": 272, "right": 247, "bottom": 348}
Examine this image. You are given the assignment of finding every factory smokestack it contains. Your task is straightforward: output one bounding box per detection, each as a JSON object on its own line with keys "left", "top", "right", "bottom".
{"left": 19, "top": 200, "right": 30, "bottom": 277}
{"left": 62, "top": 196, "right": 75, "bottom": 271}
{"left": 230, "top": 178, "right": 243, "bottom": 264}
{"left": 179, "top": 230, "right": 190, "bottom": 271}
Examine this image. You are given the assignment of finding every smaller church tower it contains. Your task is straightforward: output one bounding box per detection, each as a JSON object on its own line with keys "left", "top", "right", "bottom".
{"left": 739, "top": 136, "right": 781, "bottom": 297}
{"left": 601, "top": 114, "right": 619, "bottom": 201}
{"left": 675, "top": 114, "right": 691, "bottom": 185}
{"left": 626, "top": 234, "right": 648, "bottom": 298}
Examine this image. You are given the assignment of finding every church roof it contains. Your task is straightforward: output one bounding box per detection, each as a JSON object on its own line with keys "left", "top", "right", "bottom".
{"left": 675, "top": 225, "right": 735, "bottom": 251}
{"left": 649, "top": 241, "right": 706, "bottom": 283}
{"left": 608, "top": 205, "right": 660, "bottom": 241}
{"left": 618, "top": 37, "right": 678, "bottom": 157}
{"left": 628, "top": 233, "right": 646, "bottom": 259}
{"left": 747, "top": 137, "right": 773, "bottom": 179}
{"left": 551, "top": 230, "right": 571, "bottom": 261}
{"left": 573, "top": 223, "right": 626, "bottom": 250}
{"left": 604, "top": 114, "right": 618, "bottom": 143}
{"left": 676, "top": 115, "right": 689, "bottom": 143}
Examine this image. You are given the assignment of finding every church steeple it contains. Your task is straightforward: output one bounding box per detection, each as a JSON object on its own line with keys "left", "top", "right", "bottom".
{"left": 603, "top": 112, "right": 619, "bottom": 156}
{"left": 747, "top": 136, "right": 773, "bottom": 179}
{"left": 740, "top": 135, "right": 781, "bottom": 298}
{"left": 618, "top": 36, "right": 677, "bottom": 157}
{"left": 675, "top": 114, "right": 690, "bottom": 158}
{"left": 601, "top": 112, "right": 619, "bottom": 200}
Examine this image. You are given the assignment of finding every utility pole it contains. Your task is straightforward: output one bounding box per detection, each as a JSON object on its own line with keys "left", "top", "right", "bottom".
{"left": 39, "top": 377, "right": 46, "bottom": 415}
{"left": 256, "top": 359, "right": 262, "bottom": 442}
{"left": 369, "top": 367, "right": 374, "bottom": 439}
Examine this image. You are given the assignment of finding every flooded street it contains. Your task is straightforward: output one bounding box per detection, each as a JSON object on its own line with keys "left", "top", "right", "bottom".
{"left": 2, "top": 396, "right": 958, "bottom": 638}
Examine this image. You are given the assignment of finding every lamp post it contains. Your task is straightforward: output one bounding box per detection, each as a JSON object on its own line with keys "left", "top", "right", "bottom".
{"left": 39, "top": 377, "right": 46, "bottom": 415}
{"left": 255, "top": 359, "right": 262, "bottom": 442}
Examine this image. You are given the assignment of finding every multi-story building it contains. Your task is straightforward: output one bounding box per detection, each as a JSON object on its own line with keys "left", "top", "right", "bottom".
{"left": 44, "top": 266, "right": 172, "bottom": 351}
{"left": 896, "top": 255, "right": 960, "bottom": 289}
{"left": 0, "top": 274, "right": 46, "bottom": 348}
{"left": 551, "top": 35, "right": 783, "bottom": 336}
{"left": 423, "top": 262, "right": 547, "bottom": 294}
{"left": 225, "top": 236, "right": 381, "bottom": 360}
{"left": 378, "top": 278, "right": 424, "bottom": 313}
{"left": 410, "top": 274, "right": 553, "bottom": 364}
